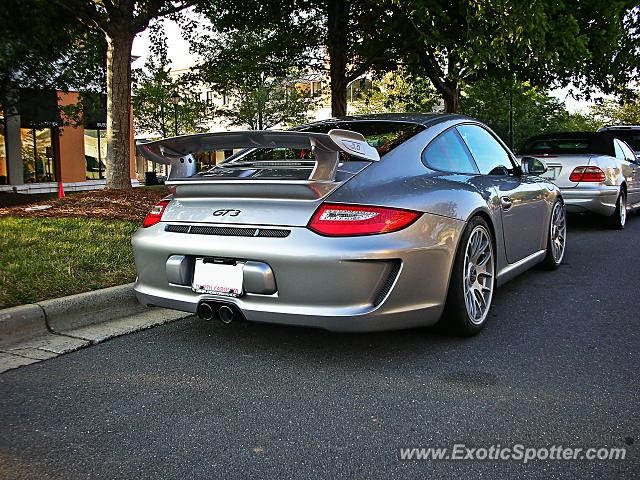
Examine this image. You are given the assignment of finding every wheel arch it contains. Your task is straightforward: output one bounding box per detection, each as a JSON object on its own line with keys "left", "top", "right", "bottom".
{"left": 464, "top": 207, "right": 499, "bottom": 255}
{"left": 439, "top": 207, "right": 497, "bottom": 311}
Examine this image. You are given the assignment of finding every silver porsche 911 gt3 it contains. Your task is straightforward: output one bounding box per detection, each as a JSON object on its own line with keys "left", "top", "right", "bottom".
{"left": 134, "top": 114, "right": 566, "bottom": 335}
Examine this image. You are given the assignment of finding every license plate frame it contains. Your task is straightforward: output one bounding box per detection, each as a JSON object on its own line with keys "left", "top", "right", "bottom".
{"left": 191, "top": 258, "right": 244, "bottom": 297}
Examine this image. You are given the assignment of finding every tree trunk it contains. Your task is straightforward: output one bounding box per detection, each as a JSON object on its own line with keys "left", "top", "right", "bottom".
{"left": 330, "top": 75, "right": 348, "bottom": 118}
{"left": 443, "top": 84, "right": 459, "bottom": 113}
{"left": 105, "top": 32, "right": 134, "bottom": 189}
{"left": 417, "top": 51, "right": 461, "bottom": 114}
{"left": 327, "top": 0, "right": 349, "bottom": 117}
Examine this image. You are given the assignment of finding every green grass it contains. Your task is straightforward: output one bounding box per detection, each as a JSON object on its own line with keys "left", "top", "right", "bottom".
{"left": 0, "top": 217, "right": 139, "bottom": 308}
{"left": 141, "top": 184, "right": 170, "bottom": 192}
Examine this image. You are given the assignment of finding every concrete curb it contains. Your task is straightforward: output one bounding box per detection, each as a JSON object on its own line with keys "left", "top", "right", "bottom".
{"left": 0, "top": 284, "right": 190, "bottom": 373}
{"left": 0, "top": 283, "right": 144, "bottom": 347}
{"left": 41, "top": 283, "right": 147, "bottom": 333}
{"left": 0, "top": 304, "right": 48, "bottom": 347}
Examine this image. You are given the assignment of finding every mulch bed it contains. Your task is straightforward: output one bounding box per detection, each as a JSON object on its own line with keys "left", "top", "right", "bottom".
{"left": 0, "top": 188, "right": 169, "bottom": 222}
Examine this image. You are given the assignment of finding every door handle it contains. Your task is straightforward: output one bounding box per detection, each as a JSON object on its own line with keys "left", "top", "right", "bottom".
{"left": 501, "top": 196, "right": 513, "bottom": 211}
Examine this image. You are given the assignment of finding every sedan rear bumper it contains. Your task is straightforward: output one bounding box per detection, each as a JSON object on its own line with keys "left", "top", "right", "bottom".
{"left": 132, "top": 213, "right": 465, "bottom": 332}
{"left": 561, "top": 185, "right": 619, "bottom": 216}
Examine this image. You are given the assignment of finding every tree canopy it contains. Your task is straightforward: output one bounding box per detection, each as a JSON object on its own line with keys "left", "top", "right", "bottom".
{"left": 590, "top": 95, "right": 640, "bottom": 126}
{"left": 215, "top": 77, "right": 317, "bottom": 130}
{"left": 133, "top": 22, "right": 211, "bottom": 137}
{"left": 0, "top": 0, "right": 105, "bottom": 111}
{"left": 460, "top": 79, "right": 603, "bottom": 150}
{"left": 48, "top": 0, "right": 194, "bottom": 189}
{"left": 192, "top": 0, "right": 639, "bottom": 115}
{"left": 192, "top": 0, "right": 406, "bottom": 117}
{"left": 352, "top": 69, "right": 440, "bottom": 115}
{"left": 397, "top": 0, "right": 639, "bottom": 112}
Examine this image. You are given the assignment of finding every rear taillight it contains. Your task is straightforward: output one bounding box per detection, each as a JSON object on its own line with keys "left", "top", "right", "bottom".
{"left": 569, "top": 166, "right": 606, "bottom": 183}
{"left": 308, "top": 203, "right": 421, "bottom": 236}
{"left": 142, "top": 200, "right": 170, "bottom": 228}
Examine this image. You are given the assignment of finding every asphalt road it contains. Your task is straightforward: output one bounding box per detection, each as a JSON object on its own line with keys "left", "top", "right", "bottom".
{"left": 1, "top": 213, "right": 639, "bottom": 479}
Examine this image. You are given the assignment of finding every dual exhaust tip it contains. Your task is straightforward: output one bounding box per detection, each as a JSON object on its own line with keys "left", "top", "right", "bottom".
{"left": 197, "top": 301, "right": 239, "bottom": 324}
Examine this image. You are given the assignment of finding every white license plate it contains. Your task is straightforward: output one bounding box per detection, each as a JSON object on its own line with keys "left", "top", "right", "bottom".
{"left": 192, "top": 258, "right": 244, "bottom": 297}
{"left": 542, "top": 167, "right": 560, "bottom": 180}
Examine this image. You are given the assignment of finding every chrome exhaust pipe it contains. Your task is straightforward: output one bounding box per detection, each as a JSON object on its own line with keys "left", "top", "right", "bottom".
{"left": 218, "top": 305, "right": 235, "bottom": 324}
{"left": 197, "top": 302, "right": 214, "bottom": 321}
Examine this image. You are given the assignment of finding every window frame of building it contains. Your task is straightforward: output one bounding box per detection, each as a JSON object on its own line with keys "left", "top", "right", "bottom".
{"left": 0, "top": 116, "right": 7, "bottom": 185}
{"left": 84, "top": 127, "right": 106, "bottom": 180}
{"left": 20, "top": 127, "right": 59, "bottom": 183}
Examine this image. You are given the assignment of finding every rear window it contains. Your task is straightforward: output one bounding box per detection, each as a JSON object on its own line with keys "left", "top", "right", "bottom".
{"left": 224, "top": 121, "right": 425, "bottom": 165}
{"left": 521, "top": 137, "right": 592, "bottom": 155}
{"left": 520, "top": 133, "right": 614, "bottom": 156}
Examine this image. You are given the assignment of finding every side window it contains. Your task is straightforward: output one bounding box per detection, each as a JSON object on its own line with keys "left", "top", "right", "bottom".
{"left": 421, "top": 128, "right": 479, "bottom": 174}
{"left": 457, "top": 124, "right": 513, "bottom": 175}
{"left": 618, "top": 140, "right": 636, "bottom": 161}
{"left": 613, "top": 140, "right": 625, "bottom": 160}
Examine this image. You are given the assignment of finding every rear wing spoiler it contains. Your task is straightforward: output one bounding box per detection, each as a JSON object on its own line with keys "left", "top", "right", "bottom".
{"left": 135, "top": 129, "right": 379, "bottom": 182}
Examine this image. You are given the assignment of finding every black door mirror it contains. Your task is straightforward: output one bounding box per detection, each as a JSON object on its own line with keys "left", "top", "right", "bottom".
{"left": 520, "top": 156, "right": 548, "bottom": 176}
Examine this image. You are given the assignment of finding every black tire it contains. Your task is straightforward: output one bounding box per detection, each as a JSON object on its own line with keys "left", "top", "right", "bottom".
{"left": 606, "top": 189, "right": 627, "bottom": 230}
{"left": 441, "top": 216, "right": 495, "bottom": 336}
{"left": 540, "top": 200, "right": 566, "bottom": 270}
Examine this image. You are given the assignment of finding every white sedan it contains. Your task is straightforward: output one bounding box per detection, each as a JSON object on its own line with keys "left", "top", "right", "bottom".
{"left": 519, "top": 131, "right": 640, "bottom": 229}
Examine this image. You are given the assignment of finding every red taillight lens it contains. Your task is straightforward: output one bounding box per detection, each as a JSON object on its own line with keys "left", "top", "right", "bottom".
{"left": 569, "top": 166, "right": 606, "bottom": 182}
{"left": 308, "top": 203, "right": 421, "bottom": 236}
{"left": 142, "top": 200, "right": 170, "bottom": 228}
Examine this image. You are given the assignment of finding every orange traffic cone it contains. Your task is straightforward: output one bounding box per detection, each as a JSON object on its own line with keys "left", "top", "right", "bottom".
{"left": 57, "top": 180, "right": 65, "bottom": 199}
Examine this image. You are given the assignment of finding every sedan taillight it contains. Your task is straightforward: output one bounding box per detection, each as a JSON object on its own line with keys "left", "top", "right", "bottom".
{"left": 569, "top": 166, "right": 606, "bottom": 183}
{"left": 308, "top": 203, "right": 421, "bottom": 236}
{"left": 142, "top": 200, "right": 170, "bottom": 228}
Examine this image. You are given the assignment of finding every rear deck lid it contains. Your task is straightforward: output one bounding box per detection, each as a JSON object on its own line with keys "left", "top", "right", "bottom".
{"left": 518, "top": 154, "right": 597, "bottom": 188}
{"left": 519, "top": 132, "right": 612, "bottom": 188}
{"left": 137, "top": 123, "right": 425, "bottom": 226}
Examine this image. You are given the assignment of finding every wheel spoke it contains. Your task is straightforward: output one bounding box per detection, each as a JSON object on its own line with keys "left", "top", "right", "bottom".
{"left": 465, "top": 290, "right": 476, "bottom": 318}
{"left": 473, "top": 289, "right": 486, "bottom": 313}
{"left": 477, "top": 251, "right": 492, "bottom": 268}
{"left": 549, "top": 203, "right": 566, "bottom": 263}
{"left": 474, "top": 239, "right": 489, "bottom": 260}
{"left": 462, "top": 225, "right": 494, "bottom": 325}
{"left": 478, "top": 273, "right": 492, "bottom": 288}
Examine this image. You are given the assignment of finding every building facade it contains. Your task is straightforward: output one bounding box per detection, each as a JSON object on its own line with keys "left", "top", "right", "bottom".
{"left": 0, "top": 90, "right": 138, "bottom": 194}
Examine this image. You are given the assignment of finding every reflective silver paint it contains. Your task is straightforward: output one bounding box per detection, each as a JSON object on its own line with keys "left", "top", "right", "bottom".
{"left": 133, "top": 115, "right": 562, "bottom": 332}
{"left": 520, "top": 151, "right": 640, "bottom": 216}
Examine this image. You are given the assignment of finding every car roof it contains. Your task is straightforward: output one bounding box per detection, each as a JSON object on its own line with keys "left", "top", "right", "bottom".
{"left": 303, "top": 113, "right": 471, "bottom": 128}
{"left": 526, "top": 131, "right": 613, "bottom": 139}
{"left": 598, "top": 125, "right": 640, "bottom": 131}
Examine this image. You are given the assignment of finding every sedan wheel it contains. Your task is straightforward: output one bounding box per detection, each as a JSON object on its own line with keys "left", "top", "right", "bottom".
{"left": 442, "top": 216, "right": 495, "bottom": 336}
{"left": 607, "top": 189, "right": 627, "bottom": 229}
{"left": 619, "top": 191, "right": 627, "bottom": 227}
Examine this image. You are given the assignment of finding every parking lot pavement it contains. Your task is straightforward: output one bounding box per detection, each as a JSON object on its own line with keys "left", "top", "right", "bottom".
{"left": 1, "top": 213, "right": 639, "bottom": 479}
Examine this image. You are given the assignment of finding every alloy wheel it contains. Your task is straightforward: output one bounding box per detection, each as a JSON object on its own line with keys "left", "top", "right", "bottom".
{"left": 620, "top": 191, "right": 627, "bottom": 227}
{"left": 463, "top": 225, "right": 494, "bottom": 325}
{"left": 550, "top": 202, "right": 566, "bottom": 264}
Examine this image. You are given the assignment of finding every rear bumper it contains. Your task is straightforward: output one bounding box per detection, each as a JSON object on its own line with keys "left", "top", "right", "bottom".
{"left": 134, "top": 287, "right": 447, "bottom": 332}
{"left": 561, "top": 185, "right": 619, "bottom": 216}
{"left": 132, "top": 213, "right": 465, "bottom": 332}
